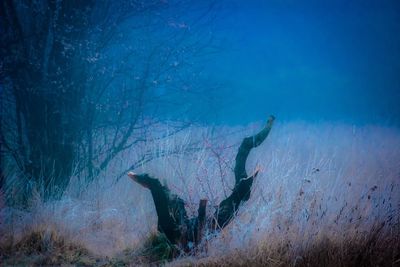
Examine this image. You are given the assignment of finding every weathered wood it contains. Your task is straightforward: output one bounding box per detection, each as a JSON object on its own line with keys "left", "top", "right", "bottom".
{"left": 128, "top": 172, "right": 188, "bottom": 244}
{"left": 196, "top": 199, "right": 207, "bottom": 246}
{"left": 214, "top": 115, "right": 275, "bottom": 228}
{"left": 128, "top": 116, "right": 275, "bottom": 251}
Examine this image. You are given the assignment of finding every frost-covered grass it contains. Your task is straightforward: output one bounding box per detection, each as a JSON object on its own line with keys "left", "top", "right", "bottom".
{"left": 1, "top": 121, "right": 399, "bottom": 266}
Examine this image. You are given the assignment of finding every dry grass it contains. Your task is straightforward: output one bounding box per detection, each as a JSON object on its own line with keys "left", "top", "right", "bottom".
{"left": 1, "top": 122, "right": 399, "bottom": 266}
{"left": 0, "top": 228, "right": 97, "bottom": 266}
{"left": 170, "top": 223, "right": 400, "bottom": 267}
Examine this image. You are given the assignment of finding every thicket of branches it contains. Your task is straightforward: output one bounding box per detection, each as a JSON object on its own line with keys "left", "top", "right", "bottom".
{"left": 0, "top": 0, "right": 219, "bottom": 205}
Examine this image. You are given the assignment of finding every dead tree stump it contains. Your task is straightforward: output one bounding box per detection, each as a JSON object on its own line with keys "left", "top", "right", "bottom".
{"left": 128, "top": 115, "right": 275, "bottom": 252}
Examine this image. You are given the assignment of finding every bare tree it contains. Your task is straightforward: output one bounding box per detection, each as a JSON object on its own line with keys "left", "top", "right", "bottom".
{"left": 0, "top": 0, "right": 219, "bottom": 204}
{"left": 128, "top": 116, "right": 275, "bottom": 252}
{"left": 76, "top": 0, "right": 220, "bottom": 182}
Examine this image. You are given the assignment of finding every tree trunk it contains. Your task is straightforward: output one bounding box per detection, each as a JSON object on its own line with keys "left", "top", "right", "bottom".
{"left": 128, "top": 116, "right": 275, "bottom": 252}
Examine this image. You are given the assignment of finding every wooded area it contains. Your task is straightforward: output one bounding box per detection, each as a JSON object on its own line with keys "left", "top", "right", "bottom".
{"left": 0, "top": 0, "right": 217, "bottom": 205}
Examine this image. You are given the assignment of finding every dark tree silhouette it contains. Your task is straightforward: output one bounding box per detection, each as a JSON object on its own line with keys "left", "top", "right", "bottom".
{"left": 0, "top": 0, "right": 218, "bottom": 204}
{"left": 0, "top": 0, "right": 96, "bottom": 201}
{"left": 128, "top": 116, "right": 275, "bottom": 251}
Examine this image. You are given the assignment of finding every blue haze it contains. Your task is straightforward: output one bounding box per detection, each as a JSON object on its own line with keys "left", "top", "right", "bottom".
{"left": 199, "top": 0, "right": 400, "bottom": 125}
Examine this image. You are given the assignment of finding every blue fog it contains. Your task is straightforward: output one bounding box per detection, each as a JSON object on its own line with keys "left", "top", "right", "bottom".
{"left": 199, "top": 0, "right": 400, "bottom": 125}
{"left": 2, "top": 1, "right": 400, "bottom": 263}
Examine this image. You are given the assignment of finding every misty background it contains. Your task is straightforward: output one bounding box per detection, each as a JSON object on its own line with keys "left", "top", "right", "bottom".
{"left": 201, "top": 0, "right": 400, "bottom": 125}
{"left": 1, "top": 0, "right": 399, "bottom": 203}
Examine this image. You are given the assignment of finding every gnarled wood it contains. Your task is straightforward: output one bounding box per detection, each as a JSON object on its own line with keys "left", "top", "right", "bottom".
{"left": 128, "top": 115, "right": 275, "bottom": 251}
{"left": 128, "top": 172, "right": 189, "bottom": 245}
{"left": 215, "top": 115, "right": 275, "bottom": 228}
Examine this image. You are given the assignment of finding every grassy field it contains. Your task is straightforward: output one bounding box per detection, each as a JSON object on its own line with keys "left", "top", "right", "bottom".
{"left": 1, "top": 122, "right": 399, "bottom": 266}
